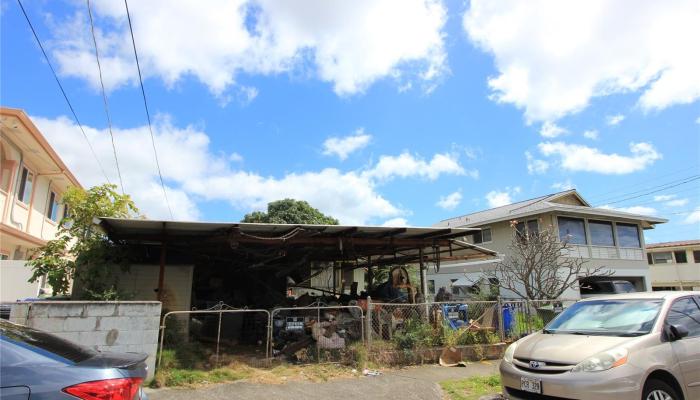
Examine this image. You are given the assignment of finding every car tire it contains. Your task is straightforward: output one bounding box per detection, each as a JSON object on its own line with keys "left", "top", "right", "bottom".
{"left": 642, "top": 379, "right": 681, "bottom": 400}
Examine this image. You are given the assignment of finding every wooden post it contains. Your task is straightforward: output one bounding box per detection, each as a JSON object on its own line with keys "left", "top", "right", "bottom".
{"left": 157, "top": 241, "right": 166, "bottom": 302}
{"left": 367, "top": 256, "right": 375, "bottom": 291}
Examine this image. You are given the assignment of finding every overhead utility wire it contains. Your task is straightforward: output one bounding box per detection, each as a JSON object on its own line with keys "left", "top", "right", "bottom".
{"left": 16, "top": 0, "right": 111, "bottom": 185}
{"left": 87, "top": 0, "right": 125, "bottom": 194}
{"left": 587, "top": 165, "right": 700, "bottom": 203}
{"left": 595, "top": 176, "right": 700, "bottom": 207}
{"left": 593, "top": 174, "right": 700, "bottom": 204}
{"left": 123, "top": 0, "right": 173, "bottom": 219}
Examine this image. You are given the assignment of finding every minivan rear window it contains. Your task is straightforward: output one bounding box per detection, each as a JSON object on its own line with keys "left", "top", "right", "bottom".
{"left": 0, "top": 320, "right": 96, "bottom": 363}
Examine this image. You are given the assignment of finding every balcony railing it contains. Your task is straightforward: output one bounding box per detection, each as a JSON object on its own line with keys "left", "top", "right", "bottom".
{"left": 562, "top": 245, "right": 644, "bottom": 261}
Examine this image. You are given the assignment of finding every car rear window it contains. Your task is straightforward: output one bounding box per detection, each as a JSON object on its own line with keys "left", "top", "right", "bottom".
{"left": 0, "top": 320, "right": 96, "bottom": 363}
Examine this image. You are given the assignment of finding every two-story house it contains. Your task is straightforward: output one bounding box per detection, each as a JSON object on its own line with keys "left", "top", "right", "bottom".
{"left": 429, "top": 189, "right": 667, "bottom": 299}
{"left": 0, "top": 107, "right": 82, "bottom": 301}
{"left": 646, "top": 240, "right": 700, "bottom": 291}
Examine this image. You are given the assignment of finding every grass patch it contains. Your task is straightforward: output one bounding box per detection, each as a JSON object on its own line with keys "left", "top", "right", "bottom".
{"left": 440, "top": 375, "right": 501, "bottom": 400}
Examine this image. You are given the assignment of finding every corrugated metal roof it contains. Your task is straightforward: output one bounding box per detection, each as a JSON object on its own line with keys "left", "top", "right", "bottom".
{"left": 98, "top": 217, "right": 485, "bottom": 241}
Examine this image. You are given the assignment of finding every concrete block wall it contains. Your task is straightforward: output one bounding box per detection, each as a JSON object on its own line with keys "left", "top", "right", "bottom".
{"left": 10, "top": 301, "right": 161, "bottom": 379}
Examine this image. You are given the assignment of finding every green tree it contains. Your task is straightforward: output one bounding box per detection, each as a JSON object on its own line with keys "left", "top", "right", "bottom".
{"left": 28, "top": 184, "right": 139, "bottom": 298}
{"left": 241, "top": 199, "right": 339, "bottom": 225}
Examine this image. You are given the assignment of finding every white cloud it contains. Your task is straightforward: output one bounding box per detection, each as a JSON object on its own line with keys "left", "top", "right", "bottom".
{"left": 599, "top": 205, "right": 658, "bottom": 215}
{"left": 539, "top": 121, "right": 567, "bottom": 138}
{"left": 666, "top": 198, "right": 689, "bottom": 207}
{"left": 362, "top": 151, "right": 469, "bottom": 182}
{"left": 322, "top": 129, "right": 372, "bottom": 160}
{"left": 436, "top": 191, "right": 462, "bottom": 210}
{"left": 525, "top": 151, "right": 549, "bottom": 174}
{"left": 33, "top": 114, "right": 466, "bottom": 225}
{"left": 551, "top": 179, "right": 575, "bottom": 191}
{"left": 606, "top": 114, "right": 625, "bottom": 126}
{"left": 485, "top": 187, "right": 520, "bottom": 208}
{"left": 538, "top": 141, "right": 661, "bottom": 174}
{"left": 583, "top": 130, "right": 599, "bottom": 140}
{"left": 683, "top": 210, "right": 700, "bottom": 224}
{"left": 381, "top": 217, "right": 409, "bottom": 227}
{"left": 48, "top": 0, "right": 448, "bottom": 98}
{"left": 653, "top": 194, "right": 675, "bottom": 202}
{"left": 463, "top": 0, "right": 700, "bottom": 122}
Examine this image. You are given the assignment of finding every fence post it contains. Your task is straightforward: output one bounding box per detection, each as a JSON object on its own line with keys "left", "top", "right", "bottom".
{"left": 366, "top": 296, "right": 372, "bottom": 348}
{"left": 497, "top": 296, "right": 505, "bottom": 342}
{"left": 215, "top": 310, "right": 223, "bottom": 368}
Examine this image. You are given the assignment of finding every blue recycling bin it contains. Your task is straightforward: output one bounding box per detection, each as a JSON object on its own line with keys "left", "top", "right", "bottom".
{"left": 502, "top": 305, "right": 513, "bottom": 333}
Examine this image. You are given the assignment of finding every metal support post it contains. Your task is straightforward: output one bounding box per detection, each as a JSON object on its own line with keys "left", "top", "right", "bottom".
{"left": 497, "top": 296, "right": 505, "bottom": 341}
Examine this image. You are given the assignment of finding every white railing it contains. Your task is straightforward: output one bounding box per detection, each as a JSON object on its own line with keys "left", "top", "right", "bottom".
{"left": 562, "top": 245, "right": 643, "bottom": 261}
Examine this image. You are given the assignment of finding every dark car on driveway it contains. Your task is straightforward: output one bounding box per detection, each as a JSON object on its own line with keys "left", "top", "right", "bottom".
{"left": 0, "top": 320, "right": 148, "bottom": 399}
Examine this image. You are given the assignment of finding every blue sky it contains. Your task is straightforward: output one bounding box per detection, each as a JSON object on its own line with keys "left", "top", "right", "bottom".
{"left": 1, "top": 0, "right": 698, "bottom": 243}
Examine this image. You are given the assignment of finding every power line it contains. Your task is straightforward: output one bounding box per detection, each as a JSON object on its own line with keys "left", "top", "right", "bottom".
{"left": 596, "top": 176, "right": 700, "bottom": 207}
{"left": 16, "top": 0, "right": 111, "bottom": 186}
{"left": 588, "top": 165, "right": 700, "bottom": 203}
{"left": 593, "top": 173, "right": 700, "bottom": 204}
{"left": 123, "top": 0, "right": 173, "bottom": 219}
{"left": 86, "top": 0, "right": 125, "bottom": 194}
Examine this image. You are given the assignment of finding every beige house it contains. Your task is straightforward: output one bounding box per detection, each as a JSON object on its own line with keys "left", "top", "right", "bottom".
{"left": 430, "top": 189, "right": 667, "bottom": 299}
{"left": 647, "top": 240, "right": 700, "bottom": 291}
{"left": 0, "top": 107, "right": 82, "bottom": 301}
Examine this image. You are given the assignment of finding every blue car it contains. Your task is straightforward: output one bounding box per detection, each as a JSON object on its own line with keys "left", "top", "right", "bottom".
{"left": 0, "top": 320, "right": 148, "bottom": 399}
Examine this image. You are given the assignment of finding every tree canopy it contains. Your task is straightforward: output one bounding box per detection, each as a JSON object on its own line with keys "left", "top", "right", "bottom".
{"left": 242, "top": 199, "right": 339, "bottom": 225}
{"left": 28, "top": 184, "right": 139, "bottom": 298}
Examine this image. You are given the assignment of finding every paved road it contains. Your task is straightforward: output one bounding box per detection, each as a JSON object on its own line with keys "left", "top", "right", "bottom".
{"left": 146, "top": 362, "right": 499, "bottom": 400}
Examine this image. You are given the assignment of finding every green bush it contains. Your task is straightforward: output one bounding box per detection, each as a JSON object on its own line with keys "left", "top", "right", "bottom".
{"left": 512, "top": 312, "right": 545, "bottom": 337}
{"left": 392, "top": 318, "right": 442, "bottom": 350}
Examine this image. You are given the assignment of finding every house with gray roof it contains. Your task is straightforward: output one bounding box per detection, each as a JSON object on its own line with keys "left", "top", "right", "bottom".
{"left": 428, "top": 189, "right": 668, "bottom": 299}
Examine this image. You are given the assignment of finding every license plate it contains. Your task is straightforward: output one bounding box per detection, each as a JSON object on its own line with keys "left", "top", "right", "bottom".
{"left": 521, "top": 377, "right": 541, "bottom": 394}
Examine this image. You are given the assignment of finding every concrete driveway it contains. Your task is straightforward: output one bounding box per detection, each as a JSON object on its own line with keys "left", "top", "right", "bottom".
{"left": 146, "top": 362, "right": 499, "bottom": 400}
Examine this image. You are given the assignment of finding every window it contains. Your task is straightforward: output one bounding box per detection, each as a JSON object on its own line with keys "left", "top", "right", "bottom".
{"left": 46, "top": 191, "right": 59, "bottom": 222}
{"left": 473, "top": 227, "right": 492, "bottom": 244}
{"left": 616, "top": 223, "right": 641, "bottom": 248}
{"left": 589, "top": 220, "right": 615, "bottom": 246}
{"left": 647, "top": 253, "right": 653, "bottom": 265}
{"left": 16, "top": 167, "right": 33, "bottom": 204}
{"left": 694, "top": 250, "right": 700, "bottom": 263}
{"left": 652, "top": 252, "right": 673, "bottom": 264}
{"left": 450, "top": 279, "right": 461, "bottom": 295}
{"left": 558, "top": 217, "right": 587, "bottom": 245}
{"left": 516, "top": 220, "right": 539, "bottom": 239}
{"left": 428, "top": 280, "right": 435, "bottom": 294}
{"left": 674, "top": 251, "right": 687, "bottom": 264}
{"left": 665, "top": 297, "right": 700, "bottom": 337}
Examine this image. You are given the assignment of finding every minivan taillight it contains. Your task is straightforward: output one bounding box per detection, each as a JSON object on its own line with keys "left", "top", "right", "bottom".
{"left": 63, "top": 377, "right": 143, "bottom": 400}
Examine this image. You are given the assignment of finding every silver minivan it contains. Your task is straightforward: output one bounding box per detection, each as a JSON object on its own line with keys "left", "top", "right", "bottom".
{"left": 500, "top": 291, "right": 700, "bottom": 400}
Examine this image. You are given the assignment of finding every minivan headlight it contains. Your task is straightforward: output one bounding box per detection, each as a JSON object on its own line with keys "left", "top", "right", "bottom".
{"left": 571, "top": 348, "right": 628, "bottom": 372}
{"left": 503, "top": 342, "right": 517, "bottom": 363}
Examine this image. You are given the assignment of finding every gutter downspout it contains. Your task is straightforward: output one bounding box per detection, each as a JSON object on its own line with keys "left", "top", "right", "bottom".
{"left": 4, "top": 136, "right": 24, "bottom": 230}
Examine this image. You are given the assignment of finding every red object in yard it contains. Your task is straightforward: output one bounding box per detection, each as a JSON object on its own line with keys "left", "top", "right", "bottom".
{"left": 63, "top": 377, "right": 143, "bottom": 400}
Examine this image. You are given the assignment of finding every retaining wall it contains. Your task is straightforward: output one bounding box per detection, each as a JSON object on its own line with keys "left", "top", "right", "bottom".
{"left": 10, "top": 301, "right": 161, "bottom": 379}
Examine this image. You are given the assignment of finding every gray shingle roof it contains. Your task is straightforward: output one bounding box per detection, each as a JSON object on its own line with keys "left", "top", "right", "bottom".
{"left": 435, "top": 189, "right": 667, "bottom": 229}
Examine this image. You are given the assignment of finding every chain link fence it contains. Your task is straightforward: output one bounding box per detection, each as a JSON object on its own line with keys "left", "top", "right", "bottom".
{"left": 367, "top": 301, "right": 502, "bottom": 352}
{"left": 156, "top": 298, "right": 579, "bottom": 374}
{"left": 500, "top": 299, "right": 578, "bottom": 340}
{"left": 158, "top": 305, "right": 271, "bottom": 370}
{"left": 270, "top": 304, "right": 364, "bottom": 364}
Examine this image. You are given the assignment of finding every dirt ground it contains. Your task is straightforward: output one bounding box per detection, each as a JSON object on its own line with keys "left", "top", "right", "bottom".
{"left": 146, "top": 362, "right": 500, "bottom": 400}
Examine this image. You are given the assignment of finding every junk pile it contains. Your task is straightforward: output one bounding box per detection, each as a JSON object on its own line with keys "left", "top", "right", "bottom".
{"left": 271, "top": 308, "right": 363, "bottom": 362}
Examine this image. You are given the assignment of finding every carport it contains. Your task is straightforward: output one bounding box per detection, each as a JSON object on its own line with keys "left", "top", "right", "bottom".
{"left": 97, "top": 218, "right": 498, "bottom": 310}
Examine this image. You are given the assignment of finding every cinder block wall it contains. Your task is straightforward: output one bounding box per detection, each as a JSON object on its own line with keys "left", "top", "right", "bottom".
{"left": 10, "top": 301, "right": 161, "bottom": 379}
